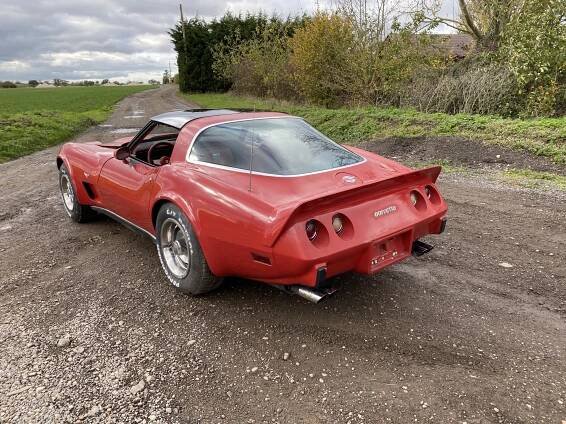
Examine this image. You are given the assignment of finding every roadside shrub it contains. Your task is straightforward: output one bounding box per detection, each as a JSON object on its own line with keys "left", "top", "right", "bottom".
{"left": 172, "top": 13, "right": 307, "bottom": 94}
{"left": 171, "top": 13, "right": 277, "bottom": 92}
{"left": 370, "top": 24, "right": 445, "bottom": 107}
{"left": 290, "top": 12, "right": 358, "bottom": 107}
{"left": 290, "top": 13, "right": 442, "bottom": 108}
{"left": 213, "top": 21, "right": 300, "bottom": 99}
{"left": 1, "top": 81, "right": 17, "bottom": 89}
{"left": 174, "top": 4, "right": 563, "bottom": 117}
{"left": 403, "top": 63, "right": 522, "bottom": 116}
{"left": 501, "top": 0, "right": 565, "bottom": 116}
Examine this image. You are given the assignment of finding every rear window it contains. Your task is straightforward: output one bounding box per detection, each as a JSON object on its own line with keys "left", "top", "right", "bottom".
{"left": 188, "top": 117, "right": 363, "bottom": 175}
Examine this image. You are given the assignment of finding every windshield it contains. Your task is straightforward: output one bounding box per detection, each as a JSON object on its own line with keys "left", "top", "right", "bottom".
{"left": 188, "top": 117, "right": 363, "bottom": 175}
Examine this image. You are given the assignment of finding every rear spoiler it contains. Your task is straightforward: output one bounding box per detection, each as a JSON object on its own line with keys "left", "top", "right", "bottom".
{"left": 264, "top": 166, "right": 442, "bottom": 247}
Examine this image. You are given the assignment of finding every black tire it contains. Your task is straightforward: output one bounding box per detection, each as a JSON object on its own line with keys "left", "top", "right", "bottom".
{"left": 58, "top": 163, "right": 95, "bottom": 223}
{"left": 155, "top": 203, "right": 222, "bottom": 295}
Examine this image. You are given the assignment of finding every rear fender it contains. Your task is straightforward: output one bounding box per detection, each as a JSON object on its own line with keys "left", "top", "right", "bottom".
{"left": 149, "top": 192, "right": 231, "bottom": 275}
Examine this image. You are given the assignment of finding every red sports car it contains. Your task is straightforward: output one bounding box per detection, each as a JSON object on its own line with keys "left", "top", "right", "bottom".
{"left": 57, "top": 109, "right": 447, "bottom": 302}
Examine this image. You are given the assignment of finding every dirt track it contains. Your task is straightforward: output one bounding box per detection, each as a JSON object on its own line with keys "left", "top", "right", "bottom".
{"left": 0, "top": 86, "right": 565, "bottom": 423}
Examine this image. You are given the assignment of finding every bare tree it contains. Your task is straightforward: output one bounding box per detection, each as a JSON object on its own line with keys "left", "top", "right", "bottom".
{"left": 410, "top": 0, "right": 516, "bottom": 51}
{"left": 333, "top": 0, "right": 396, "bottom": 42}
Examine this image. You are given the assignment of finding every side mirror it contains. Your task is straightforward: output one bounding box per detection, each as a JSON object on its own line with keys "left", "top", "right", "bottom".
{"left": 115, "top": 146, "right": 130, "bottom": 161}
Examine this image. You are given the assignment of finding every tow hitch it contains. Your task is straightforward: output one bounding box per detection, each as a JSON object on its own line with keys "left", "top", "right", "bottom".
{"left": 412, "top": 240, "right": 434, "bottom": 256}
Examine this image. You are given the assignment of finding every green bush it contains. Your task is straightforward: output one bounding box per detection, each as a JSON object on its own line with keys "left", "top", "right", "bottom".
{"left": 171, "top": 13, "right": 307, "bottom": 93}
{"left": 502, "top": 0, "right": 565, "bottom": 116}
{"left": 290, "top": 12, "right": 358, "bottom": 107}
{"left": 212, "top": 19, "right": 304, "bottom": 99}
{"left": 172, "top": 4, "right": 564, "bottom": 117}
{"left": 1, "top": 81, "right": 17, "bottom": 89}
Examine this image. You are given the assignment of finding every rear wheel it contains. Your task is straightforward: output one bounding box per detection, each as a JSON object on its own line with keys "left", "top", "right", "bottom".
{"left": 156, "top": 203, "right": 222, "bottom": 295}
{"left": 58, "top": 164, "right": 94, "bottom": 223}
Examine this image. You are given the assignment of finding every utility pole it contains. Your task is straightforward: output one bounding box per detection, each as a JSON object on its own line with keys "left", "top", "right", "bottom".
{"left": 179, "top": 4, "right": 187, "bottom": 46}
{"left": 179, "top": 3, "right": 189, "bottom": 89}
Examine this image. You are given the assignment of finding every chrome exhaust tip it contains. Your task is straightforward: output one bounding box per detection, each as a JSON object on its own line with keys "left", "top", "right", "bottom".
{"left": 288, "top": 285, "right": 337, "bottom": 303}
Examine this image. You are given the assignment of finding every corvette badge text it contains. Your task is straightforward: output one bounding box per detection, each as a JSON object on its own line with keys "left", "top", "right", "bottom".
{"left": 373, "top": 205, "right": 397, "bottom": 218}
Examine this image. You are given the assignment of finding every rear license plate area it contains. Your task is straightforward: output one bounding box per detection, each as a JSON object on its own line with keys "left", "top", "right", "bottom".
{"left": 369, "top": 230, "right": 412, "bottom": 271}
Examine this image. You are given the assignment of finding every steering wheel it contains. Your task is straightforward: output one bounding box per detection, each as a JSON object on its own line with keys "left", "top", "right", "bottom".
{"left": 147, "top": 141, "right": 174, "bottom": 165}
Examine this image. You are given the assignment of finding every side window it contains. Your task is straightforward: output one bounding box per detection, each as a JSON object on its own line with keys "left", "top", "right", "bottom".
{"left": 189, "top": 125, "right": 250, "bottom": 169}
{"left": 141, "top": 123, "right": 180, "bottom": 142}
{"left": 131, "top": 122, "right": 180, "bottom": 164}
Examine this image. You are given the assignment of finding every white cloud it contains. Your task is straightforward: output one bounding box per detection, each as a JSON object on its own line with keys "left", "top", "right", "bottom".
{"left": 132, "top": 33, "right": 171, "bottom": 50}
{"left": 41, "top": 51, "right": 127, "bottom": 67}
{"left": 0, "top": 60, "right": 30, "bottom": 72}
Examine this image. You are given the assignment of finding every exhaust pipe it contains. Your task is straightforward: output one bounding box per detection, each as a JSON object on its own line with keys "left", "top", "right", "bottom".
{"left": 412, "top": 239, "right": 434, "bottom": 257}
{"left": 287, "top": 285, "right": 337, "bottom": 303}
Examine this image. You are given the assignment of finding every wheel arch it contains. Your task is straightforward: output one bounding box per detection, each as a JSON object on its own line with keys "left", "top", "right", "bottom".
{"left": 151, "top": 198, "right": 171, "bottom": 229}
{"left": 56, "top": 155, "right": 91, "bottom": 204}
{"left": 151, "top": 196, "right": 199, "bottom": 235}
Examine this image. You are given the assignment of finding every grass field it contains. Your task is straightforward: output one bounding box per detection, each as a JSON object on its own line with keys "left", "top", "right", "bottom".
{"left": 0, "top": 85, "right": 153, "bottom": 162}
{"left": 183, "top": 92, "right": 566, "bottom": 165}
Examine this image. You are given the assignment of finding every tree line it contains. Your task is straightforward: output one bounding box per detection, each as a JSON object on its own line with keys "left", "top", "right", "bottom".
{"left": 170, "top": 0, "right": 564, "bottom": 117}
{"left": 0, "top": 79, "right": 162, "bottom": 88}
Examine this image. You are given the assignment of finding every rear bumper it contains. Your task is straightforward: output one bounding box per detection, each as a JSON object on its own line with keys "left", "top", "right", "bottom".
{"left": 263, "top": 215, "right": 447, "bottom": 288}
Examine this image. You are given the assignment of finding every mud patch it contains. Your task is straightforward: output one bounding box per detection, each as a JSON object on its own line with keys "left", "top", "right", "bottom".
{"left": 361, "top": 136, "right": 565, "bottom": 175}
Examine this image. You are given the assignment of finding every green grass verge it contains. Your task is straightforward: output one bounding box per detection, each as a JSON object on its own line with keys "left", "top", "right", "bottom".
{"left": 410, "top": 160, "right": 566, "bottom": 191}
{"left": 406, "top": 159, "right": 468, "bottom": 174}
{"left": 501, "top": 169, "right": 566, "bottom": 190}
{"left": 183, "top": 92, "right": 566, "bottom": 164}
{"left": 0, "top": 85, "right": 154, "bottom": 163}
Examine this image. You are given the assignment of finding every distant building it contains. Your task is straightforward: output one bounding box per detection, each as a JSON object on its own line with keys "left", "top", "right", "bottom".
{"left": 385, "top": 33, "right": 475, "bottom": 60}
{"left": 428, "top": 34, "right": 475, "bottom": 59}
{"left": 36, "top": 81, "right": 55, "bottom": 88}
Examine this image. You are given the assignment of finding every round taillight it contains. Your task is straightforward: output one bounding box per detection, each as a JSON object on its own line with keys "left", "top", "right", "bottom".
{"left": 425, "top": 185, "right": 441, "bottom": 204}
{"left": 305, "top": 220, "right": 318, "bottom": 241}
{"left": 332, "top": 214, "right": 344, "bottom": 234}
{"left": 410, "top": 190, "right": 427, "bottom": 211}
{"left": 410, "top": 192, "right": 418, "bottom": 206}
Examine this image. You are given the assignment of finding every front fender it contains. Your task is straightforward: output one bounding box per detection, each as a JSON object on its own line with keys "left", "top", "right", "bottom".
{"left": 57, "top": 146, "right": 92, "bottom": 205}
{"left": 57, "top": 142, "right": 114, "bottom": 206}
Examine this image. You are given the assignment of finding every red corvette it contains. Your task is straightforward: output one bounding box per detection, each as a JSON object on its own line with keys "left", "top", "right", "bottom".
{"left": 57, "top": 109, "right": 447, "bottom": 302}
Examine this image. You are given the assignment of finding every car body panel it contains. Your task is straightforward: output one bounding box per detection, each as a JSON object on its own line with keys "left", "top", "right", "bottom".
{"left": 97, "top": 158, "right": 158, "bottom": 230}
{"left": 57, "top": 110, "right": 448, "bottom": 287}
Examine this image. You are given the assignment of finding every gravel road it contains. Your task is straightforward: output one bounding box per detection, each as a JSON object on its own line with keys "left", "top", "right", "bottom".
{"left": 0, "top": 86, "right": 564, "bottom": 423}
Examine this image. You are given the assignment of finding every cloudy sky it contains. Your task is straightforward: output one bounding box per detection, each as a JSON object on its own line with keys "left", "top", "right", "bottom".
{"left": 0, "top": 0, "right": 457, "bottom": 83}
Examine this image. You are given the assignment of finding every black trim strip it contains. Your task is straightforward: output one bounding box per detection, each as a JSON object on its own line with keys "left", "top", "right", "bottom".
{"left": 91, "top": 206, "right": 156, "bottom": 243}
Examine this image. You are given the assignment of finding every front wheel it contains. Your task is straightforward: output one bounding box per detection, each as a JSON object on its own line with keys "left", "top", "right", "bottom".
{"left": 58, "top": 163, "right": 95, "bottom": 223}
{"left": 155, "top": 203, "right": 222, "bottom": 295}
